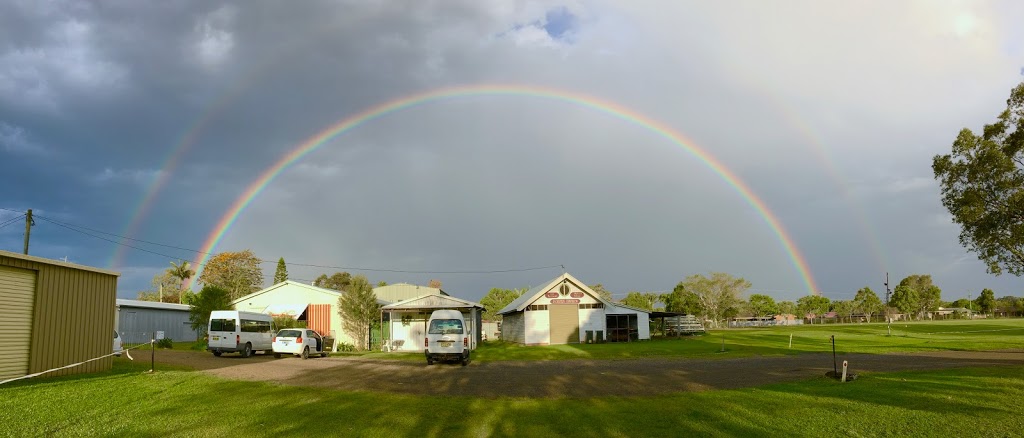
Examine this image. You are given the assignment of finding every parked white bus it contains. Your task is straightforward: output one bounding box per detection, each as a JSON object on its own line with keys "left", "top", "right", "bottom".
{"left": 207, "top": 310, "right": 274, "bottom": 357}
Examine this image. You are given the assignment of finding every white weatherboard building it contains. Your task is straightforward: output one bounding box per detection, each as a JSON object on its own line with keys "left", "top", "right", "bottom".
{"left": 380, "top": 294, "right": 484, "bottom": 352}
{"left": 499, "top": 273, "right": 650, "bottom": 345}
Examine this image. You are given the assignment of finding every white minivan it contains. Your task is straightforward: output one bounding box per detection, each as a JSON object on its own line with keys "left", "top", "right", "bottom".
{"left": 424, "top": 309, "right": 470, "bottom": 366}
{"left": 207, "top": 310, "right": 274, "bottom": 357}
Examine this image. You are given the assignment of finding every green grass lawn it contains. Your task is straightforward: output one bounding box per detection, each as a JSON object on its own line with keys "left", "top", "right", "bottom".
{"left": 1, "top": 359, "right": 1021, "bottom": 437}
{"left": 360, "top": 319, "right": 1024, "bottom": 363}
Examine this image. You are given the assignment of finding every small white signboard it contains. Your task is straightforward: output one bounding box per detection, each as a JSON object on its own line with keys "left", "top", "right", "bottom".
{"left": 156, "top": 331, "right": 165, "bottom": 340}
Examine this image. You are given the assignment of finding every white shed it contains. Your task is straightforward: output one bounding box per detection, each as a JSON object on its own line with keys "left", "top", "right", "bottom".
{"left": 231, "top": 281, "right": 354, "bottom": 345}
{"left": 380, "top": 294, "right": 484, "bottom": 352}
{"left": 498, "top": 273, "right": 650, "bottom": 345}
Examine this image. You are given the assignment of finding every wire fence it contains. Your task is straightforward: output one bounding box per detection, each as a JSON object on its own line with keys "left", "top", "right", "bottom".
{"left": 0, "top": 342, "right": 152, "bottom": 386}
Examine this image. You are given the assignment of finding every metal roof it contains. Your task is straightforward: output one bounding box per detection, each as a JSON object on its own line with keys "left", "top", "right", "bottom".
{"left": 0, "top": 249, "right": 120, "bottom": 276}
{"left": 497, "top": 272, "right": 615, "bottom": 315}
{"left": 381, "top": 294, "right": 483, "bottom": 310}
{"left": 116, "top": 299, "right": 190, "bottom": 311}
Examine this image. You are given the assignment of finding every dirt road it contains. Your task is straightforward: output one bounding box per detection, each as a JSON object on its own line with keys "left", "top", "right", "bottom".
{"left": 143, "top": 349, "right": 1023, "bottom": 398}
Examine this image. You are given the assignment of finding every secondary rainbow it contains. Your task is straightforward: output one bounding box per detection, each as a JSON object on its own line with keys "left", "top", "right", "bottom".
{"left": 187, "top": 84, "right": 821, "bottom": 295}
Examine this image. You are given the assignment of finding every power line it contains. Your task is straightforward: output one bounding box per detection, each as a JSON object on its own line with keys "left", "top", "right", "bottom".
{"left": 32, "top": 213, "right": 217, "bottom": 256}
{"left": 0, "top": 214, "right": 26, "bottom": 229}
{"left": 33, "top": 215, "right": 561, "bottom": 275}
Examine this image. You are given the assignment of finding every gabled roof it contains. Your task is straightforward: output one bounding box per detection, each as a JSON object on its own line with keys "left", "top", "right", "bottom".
{"left": 1, "top": 249, "right": 120, "bottom": 276}
{"left": 381, "top": 294, "right": 483, "bottom": 310}
{"left": 116, "top": 299, "right": 190, "bottom": 311}
{"left": 606, "top": 302, "right": 651, "bottom": 314}
{"left": 498, "top": 272, "right": 613, "bottom": 315}
{"left": 230, "top": 280, "right": 341, "bottom": 305}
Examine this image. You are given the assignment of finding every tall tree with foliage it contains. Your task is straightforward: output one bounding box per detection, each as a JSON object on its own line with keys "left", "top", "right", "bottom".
{"left": 895, "top": 274, "right": 941, "bottom": 319}
{"left": 480, "top": 287, "right": 526, "bottom": 321}
{"left": 188, "top": 285, "right": 232, "bottom": 338}
{"left": 797, "top": 295, "right": 831, "bottom": 323}
{"left": 197, "top": 250, "right": 264, "bottom": 300}
{"left": 853, "top": 287, "right": 884, "bottom": 320}
{"left": 588, "top": 284, "right": 615, "bottom": 302}
{"left": 273, "top": 257, "right": 288, "bottom": 284}
{"left": 167, "top": 260, "right": 195, "bottom": 303}
{"left": 314, "top": 272, "right": 352, "bottom": 291}
{"left": 137, "top": 271, "right": 184, "bottom": 303}
{"left": 933, "top": 81, "right": 1024, "bottom": 276}
{"left": 831, "top": 300, "right": 855, "bottom": 323}
{"left": 620, "top": 292, "right": 659, "bottom": 311}
{"left": 976, "top": 288, "right": 996, "bottom": 314}
{"left": 747, "top": 294, "right": 778, "bottom": 318}
{"left": 777, "top": 300, "right": 797, "bottom": 316}
{"left": 337, "top": 274, "right": 380, "bottom": 350}
{"left": 676, "top": 272, "right": 750, "bottom": 328}
{"left": 660, "top": 282, "right": 702, "bottom": 315}
{"left": 889, "top": 284, "right": 919, "bottom": 317}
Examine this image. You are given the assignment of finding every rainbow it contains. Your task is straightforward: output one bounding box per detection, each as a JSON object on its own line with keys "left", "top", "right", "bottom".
{"left": 187, "top": 84, "right": 821, "bottom": 295}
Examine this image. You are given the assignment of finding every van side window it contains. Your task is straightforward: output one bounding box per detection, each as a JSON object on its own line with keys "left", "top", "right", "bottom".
{"left": 210, "top": 319, "right": 236, "bottom": 332}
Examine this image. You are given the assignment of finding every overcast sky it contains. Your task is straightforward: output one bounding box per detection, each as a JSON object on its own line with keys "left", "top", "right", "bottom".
{"left": 2, "top": 0, "right": 1023, "bottom": 303}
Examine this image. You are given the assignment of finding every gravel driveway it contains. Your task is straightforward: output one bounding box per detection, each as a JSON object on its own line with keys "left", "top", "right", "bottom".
{"left": 144, "top": 349, "right": 1024, "bottom": 398}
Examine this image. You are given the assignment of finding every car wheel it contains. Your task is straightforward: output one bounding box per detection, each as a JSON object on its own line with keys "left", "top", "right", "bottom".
{"left": 242, "top": 343, "right": 252, "bottom": 358}
{"left": 461, "top": 356, "right": 469, "bottom": 366}
{"left": 301, "top": 346, "right": 309, "bottom": 360}
{"left": 320, "top": 352, "right": 328, "bottom": 358}
{"left": 213, "top": 351, "right": 222, "bottom": 357}
{"left": 274, "top": 353, "right": 281, "bottom": 359}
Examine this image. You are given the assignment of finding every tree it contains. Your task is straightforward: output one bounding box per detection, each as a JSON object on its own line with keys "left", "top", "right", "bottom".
{"left": 889, "top": 284, "right": 919, "bottom": 316}
{"left": 831, "top": 300, "right": 855, "bottom": 323}
{"left": 976, "top": 288, "right": 996, "bottom": 314}
{"left": 188, "top": 285, "right": 232, "bottom": 338}
{"left": 428, "top": 279, "right": 442, "bottom": 289}
{"left": 137, "top": 271, "right": 184, "bottom": 303}
{"left": 796, "top": 295, "right": 830, "bottom": 323}
{"left": 995, "top": 295, "right": 1021, "bottom": 316}
{"left": 933, "top": 81, "right": 1024, "bottom": 276}
{"left": 168, "top": 260, "right": 195, "bottom": 303}
{"left": 660, "top": 282, "right": 702, "bottom": 315}
{"left": 197, "top": 250, "right": 264, "bottom": 300}
{"left": 675, "top": 272, "right": 751, "bottom": 328}
{"left": 337, "top": 274, "right": 381, "bottom": 350}
{"left": 273, "top": 257, "right": 288, "bottom": 284}
{"left": 620, "top": 292, "right": 659, "bottom": 311}
{"left": 853, "top": 287, "right": 884, "bottom": 320}
{"left": 480, "top": 287, "right": 526, "bottom": 321}
{"left": 777, "top": 300, "right": 797, "bottom": 315}
{"left": 314, "top": 272, "right": 352, "bottom": 291}
{"left": 950, "top": 298, "right": 972, "bottom": 309}
{"left": 377, "top": 281, "right": 388, "bottom": 287}
{"left": 747, "top": 294, "right": 778, "bottom": 318}
{"left": 588, "top": 284, "right": 615, "bottom": 302}
{"left": 895, "top": 274, "right": 941, "bottom": 319}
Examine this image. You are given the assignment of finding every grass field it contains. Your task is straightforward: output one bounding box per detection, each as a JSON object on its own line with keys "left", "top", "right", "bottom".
{"left": 1, "top": 359, "right": 1022, "bottom": 437}
{"left": 358, "top": 319, "right": 1024, "bottom": 362}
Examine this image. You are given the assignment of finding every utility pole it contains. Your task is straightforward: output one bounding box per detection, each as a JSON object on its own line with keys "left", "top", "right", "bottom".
{"left": 23, "top": 209, "right": 34, "bottom": 255}
{"left": 884, "top": 272, "right": 891, "bottom": 336}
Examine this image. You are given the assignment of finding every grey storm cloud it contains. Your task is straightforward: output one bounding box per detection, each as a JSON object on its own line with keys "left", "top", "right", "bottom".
{"left": 2, "top": 0, "right": 1023, "bottom": 302}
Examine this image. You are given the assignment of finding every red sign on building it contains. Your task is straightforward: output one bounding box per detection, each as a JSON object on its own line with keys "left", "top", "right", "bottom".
{"left": 570, "top": 292, "right": 584, "bottom": 298}
{"left": 550, "top": 299, "right": 581, "bottom": 304}
{"left": 545, "top": 292, "right": 559, "bottom": 298}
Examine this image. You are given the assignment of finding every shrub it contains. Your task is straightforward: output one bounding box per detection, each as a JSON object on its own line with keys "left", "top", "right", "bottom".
{"left": 156, "top": 338, "right": 174, "bottom": 349}
{"left": 336, "top": 342, "right": 355, "bottom": 352}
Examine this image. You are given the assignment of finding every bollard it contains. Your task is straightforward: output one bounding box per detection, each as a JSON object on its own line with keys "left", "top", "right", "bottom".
{"left": 789, "top": 333, "right": 793, "bottom": 349}
{"left": 842, "top": 360, "right": 849, "bottom": 382}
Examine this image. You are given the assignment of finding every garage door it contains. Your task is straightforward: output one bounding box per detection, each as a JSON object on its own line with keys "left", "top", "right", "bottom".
{"left": 0, "top": 265, "right": 36, "bottom": 380}
{"left": 549, "top": 304, "right": 580, "bottom": 344}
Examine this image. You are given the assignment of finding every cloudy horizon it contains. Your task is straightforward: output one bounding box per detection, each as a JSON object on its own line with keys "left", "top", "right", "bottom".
{"left": 2, "top": 0, "right": 1023, "bottom": 303}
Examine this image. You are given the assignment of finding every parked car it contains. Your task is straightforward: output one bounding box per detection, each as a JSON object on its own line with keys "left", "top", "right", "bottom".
{"left": 424, "top": 309, "right": 470, "bottom": 366}
{"left": 272, "top": 328, "right": 328, "bottom": 359}
{"left": 113, "top": 331, "right": 122, "bottom": 357}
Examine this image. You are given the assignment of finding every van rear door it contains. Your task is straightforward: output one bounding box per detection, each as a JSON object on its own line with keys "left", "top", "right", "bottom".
{"left": 427, "top": 319, "right": 465, "bottom": 354}
{"left": 208, "top": 317, "right": 238, "bottom": 349}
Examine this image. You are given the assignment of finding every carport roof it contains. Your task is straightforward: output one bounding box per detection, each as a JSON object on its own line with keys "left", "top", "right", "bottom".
{"left": 381, "top": 294, "right": 483, "bottom": 310}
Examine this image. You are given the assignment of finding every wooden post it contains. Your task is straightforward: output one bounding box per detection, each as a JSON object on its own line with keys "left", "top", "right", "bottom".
{"left": 841, "top": 360, "right": 849, "bottom": 382}
{"left": 789, "top": 333, "right": 793, "bottom": 349}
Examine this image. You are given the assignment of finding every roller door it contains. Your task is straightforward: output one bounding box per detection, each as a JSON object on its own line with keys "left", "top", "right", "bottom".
{"left": 549, "top": 304, "right": 580, "bottom": 344}
{"left": 0, "top": 265, "right": 36, "bottom": 380}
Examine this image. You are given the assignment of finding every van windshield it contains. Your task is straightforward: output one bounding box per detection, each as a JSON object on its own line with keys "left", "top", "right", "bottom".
{"left": 428, "top": 319, "right": 464, "bottom": 334}
{"left": 210, "top": 319, "right": 236, "bottom": 332}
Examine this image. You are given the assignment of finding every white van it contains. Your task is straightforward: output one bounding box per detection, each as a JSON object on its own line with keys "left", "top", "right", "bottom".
{"left": 424, "top": 309, "right": 470, "bottom": 366}
{"left": 207, "top": 310, "right": 274, "bottom": 357}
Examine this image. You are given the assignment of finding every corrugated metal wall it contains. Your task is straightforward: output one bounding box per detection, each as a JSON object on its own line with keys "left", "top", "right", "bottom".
{"left": 118, "top": 307, "right": 198, "bottom": 342}
{"left": 502, "top": 311, "right": 525, "bottom": 344}
{"left": 0, "top": 254, "right": 117, "bottom": 378}
{"left": 306, "top": 304, "right": 331, "bottom": 336}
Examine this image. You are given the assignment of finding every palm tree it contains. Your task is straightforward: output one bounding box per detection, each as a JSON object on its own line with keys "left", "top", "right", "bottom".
{"left": 168, "top": 260, "right": 195, "bottom": 304}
